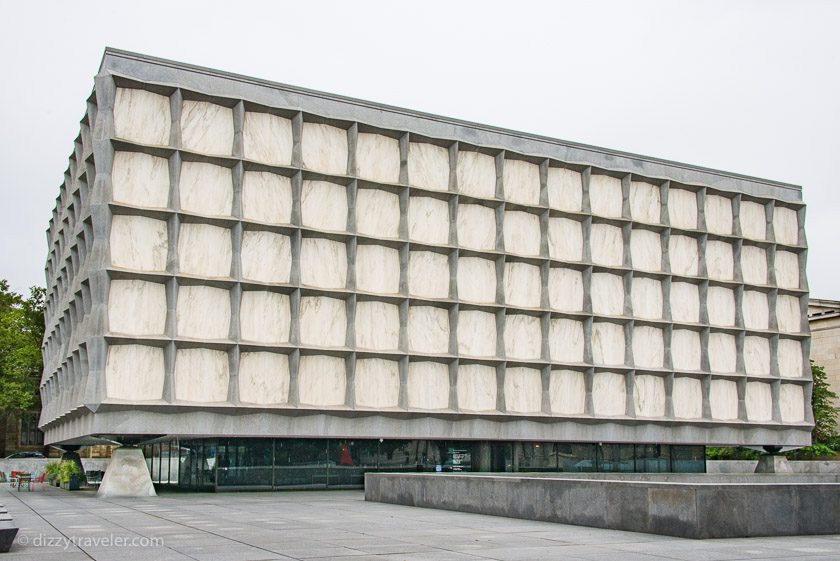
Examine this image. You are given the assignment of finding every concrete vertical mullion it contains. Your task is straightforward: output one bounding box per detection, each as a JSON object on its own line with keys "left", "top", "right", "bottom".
{"left": 540, "top": 310, "right": 550, "bottom": 363}
{"left": 495, "top": 307, "right": 506, "bottom": 361}
{"left": 623, "top": 271, "right": 633, "bottom": 317}
{"left": 398, "top": 355, "right": 409, "bottom": 410}
{"left": 399, "top": 186, "right": 410, "bottom": 241}
{"left": 169, "top": 89, "right": 183, "bottom": 149}
{"left": 584, "top": 367, "right": 595, "bottom": 416}
{"left": 399, "top": 132, "right": 409, "bottom": 186}
{"left": 232, "top": 101, "right": 245, "bottom": 159}
{"left": 398, "top": 298, "right": 409, "bottom": 353}
{"left": 347, "top": 123, "right": 358, "bottom": 177}
{"left": 345, "top": 352, "right": 356, "bottom": 409}
{"left": 620, "top": 174, "right": 631, "bottom": 220}
{"left": 448, "top": 142, "right": 459, "bottom": 193}
{"left": 768, "top": 288, "right": 779, "bottom": 331}
{"left": 539, "top": 159, "right": 549, "bottom": 207}
{"left": 449, "top": 302, "right": 459, "bottom": 359}
{"left": 495, "top": 255, "right": 505, "bottom": 307}
{"left": 495, "top": 202, "right": 506, "bottom": 253}
{"left": 663, "top": 322, "right": 674, "bottom": 370}
{"left": 661, "top": 228, "right": 672, "bottom": 275}
{"left": 735, "top": 329, "right": 746, "bottom": 375}
{"left": 767, "top": 244, "right": 778, "bottom": 288}
{"left": 228, "top": 344, "right": 240, "bottom": 405}
{"left": 291, "top": 171, "right": 303, "bottom": 228}
{"left": 701, "top": 374, "right": 712, "bottom": 420}
{"left": 398, "top": 237, "right": 409, "bottom": 297}
{"left": 347, "top": 236, "right": 358, "bottom": 292}
{"left": 770, "top": 379, "right": 781, "bottom": 423}
{"left": 581, "top": 167, "right": 592, "bottom": 215}
{"left": 291, "top": 112, "right": 303, "bottom": 168}
{"left": 736, "top": 376, "right": 747, "bottom": 421}
{"left": 664, "top": 372, "right": 675, "bottom": 419}
{"left": 449, "top": 358, "right": 459, "bottom": 411}
{"left": 448, "top": 248, "right": 458, "bottom": 301}
{"left": 539, "top": 209, "right": 550, "bottom": 259}
{"left": 496, "top": 363, "right": 506, "bottom": 413}
{"left": 696, "top": 187, "right": 707, "bottom": 232}
{"left": 232, "top": 161, "right": 244, "bottom": 222}
{"left": 540, "top": 261, "right": 550, "bottom": 310}
{"left": 346, "top": 293, "right": 357, "bottom": 349}
{"left": 625, "top": 370, "right": 636, "bottom": 418}
{"left": 582, "top": 216, "right": 593, "bottom": 264}
{"left": 699, "top": 280, "right": 710, "bottom": 326}
{"left": 659, "top": 181, "right": 670, "bottom": 226}
{"left": 624, "top": 320, "right": 635, "bottom": 370}
{"left": 347, "top": 179, "right": 358, "bottom": 234}
{"left": 699, "top": 327, "right": 711, "bottom": 373}
{"left": 583, "top": 315, "right": 594, "bottom": 366}
{"left": 582, "top": 266, "right": 593, "bottom": 315}
{"left": 163, "top": 340, "right": 176, "bottom": 403}
{"left": 731, "top": 194, "right": 742, "bottom": 238}
{"left": 495, "top": 150, "right": 505, "bottom": 200}
{"left": 622, "top": 223, "right": 632, "bottom": 269}
{"left": 733, "top": 284, "right": 745, "bottom": 330}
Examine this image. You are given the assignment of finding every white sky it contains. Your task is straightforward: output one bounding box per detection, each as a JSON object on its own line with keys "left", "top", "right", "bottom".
{"left": 1, "top": 0, "right": 838, "bottom": 298}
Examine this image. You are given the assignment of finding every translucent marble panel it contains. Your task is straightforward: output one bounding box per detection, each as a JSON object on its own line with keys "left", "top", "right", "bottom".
{"left": 742, "top": 290, "right": 769, "bottom": 330}
{"left": 179, "top": 161, "right": 233, "bottom": 217}
{"left": 108, "top": 280, "right": 166, "bottom": 336}
{"left": 504, "top": 314, "right": 542, "bottom": 360}
{"left": 110, "top": 215, "right": 168, "bottom": 272}
{"left": 409, "top": 251, "right": 450, "bottom": 299}
{"left": 589, "top": 174, "right": 623, "bottom": 218}
{"left": 457, "top": 364, "right": 497, "bottom": 412}
{"left": 407, "top": 361, "right": 450, "bottom": 409}
{"left": 176, "top": 285, "right": 231, "bottom": 339}
{"left": 630, "top": 181, "right": 661, "bottom": 224}
{"left": 356, "top": 133, "right": 400, "bottom": 184}
{"left": 457, "top": 151, "right": 496, "bottom": 199}
{"left": 591, "top": 273, "right": 624, "bottom": 316}
{"left": 549, "top": 370, "right": 585, "bottom": 415}
{"left": 592, "top": 372, "right": 626, "bottom": 416}
{"left": 706, "top": 240, "right": 734, "bottom": 281}
{"left": 354, "top": 358, "right": 400, "bottom": 408}
{"left": 457, "top": 310, "right": 497, "bottom": 357}
{"left": 670, "top": 282, "right": 700, "bottom": 324}
{"left": 549, "top": 318, "right": 584, "bottom": 363}
{"left": 776, "top": 295, "right": 803, "bottom": 333}
{"left": 241, "top": 230, "right": 291, "bottom": 284}
{"left": 744, "top": 336, "right": 771, "bottom": 376}
{"left": 356, "top": 301, "right": 400, "bottom": 351}
{"left": 503, "top": 159, "right": 540, "bottom": 205}
{"left": 408, "top": 142, "right": 449, "bottom": 192}
{"left": 300, "top": 238, "right": 347, "bottom": 289}
{"left": 408, "top": 306, "right": 450, "bottom": 354}
{"left": 672, "top": 377, "right": 702, "bottom": 419}
{"left": 778, "top": 338, "right": 804, "bottom": 378}
{"left": 105, "top": 345, "right": 165, "bottom": 401}
{"left": 745, "top": 382, "right": 772, "bottom": 421}
{"left": 240, "top": 291, "right": 290, "bottom": 344}
{"left": 739, "top": 200, "right": 767, "bottom": 241}
{"left": 242, "top": 172, "right": 292, "bottom": 224}
{"left": 298, "top": 355, "right": 345, "bottom": 406}
{"left": 773, "top": 206, "right": 799, "bottom": 246}
{"left": 181, "top": 100, "right": 233, "bottom": 156}
{"left": 174, "top": 348, "right": 229, "bottom": 403}
{"left": 356, "top": 244, "right": 400, "bottom": 294}
{"left": 301, "top": 180, "right": 348, "bottom": 231}
{"left": 709, "top": 379, "right": 738, "bottom": 420}
{"left": 707, "top": 286, "right": 736, "bottom": 327}
{"left": 708, "top": 333, "right": 737, "bottom": 373}
{"left": 299, "top": 296, "right": 346, "bottom": 347}
{"left": 548, "top": 268, "right": 584, "bottom": 312}
{"left": 779, "top": 384, "right": 805, "bottom": 423}
{"left": 590, "top": 223, "right": 624, "bottom": 266}
{"left": 504, "top": 211, "right": 541, "bottom": 256}
{"left": 504, "top": 367, "right": 542, "bottom": 413}
{"left": 633, "top": 326, "right": 664, "bottom": 369}
{"left": 243, "top": 112, "right": 292, "bottom": 166}
{"left": 671, "top": 329, "right": 701, "bottom": 371}
{"left": 113, "top": 88, "right": 170, "bottom": 146}
{"left": 634, "top": 375, "right": 666, "bottom": 417}
{"left": 705, "top": 195, "right": 732, "bottom": 236}
{"left": 178, "top": 223, "right": 232, "bottom": 278}
{"left": 238, "top": 352, "right": 290, "bottom": 405}
{"left": 591, "top": 322, "right": 625, "bottom": 366}
{"left": 741, "top": 245, "right": 768, "bottom": 286}
{"left": 547, "top": 217, "right": 583, "bottom": 261}
{"left": 630, "top": 229, "right": 661, "bottom": 272}
{"left": 457, "top": 257, "right": 496, "bottom": 303}
{"left": 301, "top": 122, "right": 348, "bottom": 175}
{"left": 669, "top": 235, "right": 699, "bottom": 276}
{"left": 668, "top": 189, "right": 698, "bottom": 230}
{"left": 632, "top": 277, "right": 663, "bottom": 320}
{"left": 408, "top": 196, "right": 450, "bottom": 245}
{"left": 356, "top": 188, "right": 400, "bottom": 238}
{"left": 112, "top": 151, "right": 170, "bottom": 208}
{"left": 547, "top": 168, "right": 583, "bottom": 212}
{"left": 457, "top": 203, "right": 496, "bottom": 251}
{"left": 504, "top": 262, "right": 541, "bottom": 308}
{"left": 774, "top": 251, "right": 800, "bottom": 290}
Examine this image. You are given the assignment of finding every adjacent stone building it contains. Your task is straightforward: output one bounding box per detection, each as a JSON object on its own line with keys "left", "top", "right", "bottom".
{"left": 809, "top": 299, "right": 840, "bottom": 424}
{"left": 39, "top": 49, "right": 812, "bottom": 489}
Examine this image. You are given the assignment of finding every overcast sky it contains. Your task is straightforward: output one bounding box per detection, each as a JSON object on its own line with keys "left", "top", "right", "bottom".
{"left": 1, "top": 1, "right": 837, "bottom": 299}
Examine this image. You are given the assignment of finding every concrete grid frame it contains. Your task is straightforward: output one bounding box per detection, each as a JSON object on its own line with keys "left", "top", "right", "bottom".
{"left": 39, "top": 48, "right": 812, "bottom": 448}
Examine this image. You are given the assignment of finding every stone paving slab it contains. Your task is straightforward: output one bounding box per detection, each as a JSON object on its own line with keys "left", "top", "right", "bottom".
{"left": 0, "top": 486, "right": 838, "bottom": 560}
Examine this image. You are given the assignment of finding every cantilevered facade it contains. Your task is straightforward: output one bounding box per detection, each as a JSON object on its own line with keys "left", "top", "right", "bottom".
{"left": 40, "top": 49, "right": 811, "bottom": 487}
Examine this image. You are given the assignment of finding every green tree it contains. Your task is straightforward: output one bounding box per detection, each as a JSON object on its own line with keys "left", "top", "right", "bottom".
{"left": 810, "top": 361, "right": 838, "bottom": 444}
{"left": 0, "top": 280, "right": 45, "bottom": 416}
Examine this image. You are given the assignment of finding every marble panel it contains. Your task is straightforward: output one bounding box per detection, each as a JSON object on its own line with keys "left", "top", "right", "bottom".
{"left": 547, "top": 167, "right": 582, "bottom": 212}
{"left": 504, "top": 314, "right": 542, "bottom": 360}
{"left": 670, "top": 282, "right": 700, "bottom": 323}
{"left": 671, "top": 329, "right": 702, "bottom": 371}
{"left": 776, "top": 294, "right": 803, "bottom": 333}
{"left": 773, "top": 206, "right": 799, "bottom": 246}
{"left": 630, "top": 229, "right": 662, "bottom": 272}
{"left": 457, "top": 151, "right": 496, "bottom": 199}
{"left": 549, "top": 318, "right": 584, "bottom": 363}
{"left": 708, "top": 332, "right": 737, "bottom": 373}
{"left": 775, "top": 251, "right": 800, "bottom": 290}
{"left": 105, "top": 344, "right": 165, "bottom": 401}
{"left": 707, "top": 286, "right": 736, "bottom": 327}
{"left": 632, "top": 277, "right": 662, "bottom": 320}
{"left": 108, "top": 279, "right": 166, "bottom": 336}
{"left": 745, "top": 382, "right": 773, "bottom": 422}
{"left": 176, "top": 285, "right": 230, "bottom": 339}
{"left": 356, "top": 133, "right": 400, "bottom": 184}
{"left": 242, "top": 171, "right": 292, "bottom": 224}
{"left": 634, "top": 374, "right": 666, "bottom": 417}
{"left": 113, "top": 88, "right": 171, "bottom": 146}
{"left": 778, "top": 338, "right": 804, "bottom": 378}
{"left": 632, "top": 326, "right": 664, "bottom": 369}
{"left": 407, "top": 361, "right": 450, "bottom": 409}
{"left": 457, "top": 203, "right": 496, "bottom": 251}
{"left": 744, "top": 336, "right": 771, "bottom": 376}
{"left": 300, "top": 237, "right": 347, "bottom": 289}
{"left": 741, "top": 245, "right": 768, "bottom": 286}
{"left": 241, "top": 230, "right": 292, "bottom": 284}
{"left": 238, "top": 352, "right": 290, "bottom": 405}
{"left": 408, "top": 142, "right": 449, "bottom": 191}
{"left": 178, "top": 223, "right": 231, "bottom": 278}
{"left": 549, "top": 370, "right": 585, "bottom": 415}
{"left": 630, "top": 181, "right": 661, "bottom": 224}
{"left": 503, "top": 159, "right": 540, "bottom": 205}
{"left": 504, "top": 261, "right": 541, "bottom": 308}
{"left": 742, "top": 290, "right": 769, "bottom": 330}
{"left": 181, "top": 100, "right": 233, "bottom": 156}
{"left": 408, "top": 196, "right": 450, "bottom": 245}
{"left": 408, "top": 305, "right": 450, "bottom": 354}
{"left": 243, "top": 112, "right": 293, "bottom": 165}
{"left": 705, "top": 194, "right": 733, "bottom": 235}
{"left": 457, "top": 257, "right": 496, "bottom": 303}
{"left": 668, "top": 188, "right": 698, "bottom": 230}
{"left": 591, "top": 272, "right": 624, "bottom": 316}
{"left": 298, "top": 355, "right": 346, "bottom": 406}
{"left": 356, "top": 188, "right": 400, "bottom": 238}
{"left": 174, "top": 348, "right": 229, "bottom": 402}
{"left": 547, "top": 217, "right": 583, "bottom": 261}
{"left": 301, "top": 122, "right": 348, "bottom": 175}
{"left": 591, "top": 322, "right": 625, "bottom": 366}
{"left": 457, "top": 310, "right": 497, "bottom": 357}
{"left": 299, "top": 296, "right": 346, "bottom": 347}
{"left": 669, "top": 235, "right": 699, "bottom": 276}
{"left": 354, "top": 358, "right": 400, "bottom": 408}
{"left": 356, "top": 300, "right": 400, "bottom": 351}
{"left": 409, "top": 250, "right": 450, "bottom": 298}
{"left": 110, "top": 215, "right": 168, "bottom": 272}
{"left": 589, "top": 174, "right": 623, "bottom": 218}
{"left": 356, "top": 244, "right": 400, "bottom": 294}
{"left": 590, "top": 223, "right": 624, "bottom": 266}
{"left": 739, "top": 200, "right": 767, "bottom": 241}
{"left": 672, "top": 377, "right": 703, "bottom": 419}
{"left": 504, "top": 367, "right": 542, "bottom": 413}
{"left": 706, "top": 240, "right": 734, "bottom": 281}
{"left": 301, "top": 180, "right": 348, "bottom": 231}
{"left": 709, "top": 379, "right": 738, "bottom": 420}
{"left": 548, "top": 268, "right": 584, "bottom": 312}
{"left": 112, "top": 151, "right": 170, "bottom": 208}
{"left": 239, "top": 291, "right": 290, "bottom": 344}
{"left": 504, "top": 210, "right": 541, "bottom": 256}
{"left": 457, "top": 364, "right": 497, "bottom": 412}
{"left": 779, "top": 384, "right": 805, "bottom": 423}
{"left": 592, "top": 372, "right": 626, "bottom": 416}
{"left": 179, "top": 161, "right": 232, "bottom": 217}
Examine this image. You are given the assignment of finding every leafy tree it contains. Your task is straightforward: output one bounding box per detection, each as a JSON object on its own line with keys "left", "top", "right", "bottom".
{"left": 810, "top": 361, "right": 838, "bottom": 444}
{"left": 0, "top": 280, "right": 45, "bottom": 416}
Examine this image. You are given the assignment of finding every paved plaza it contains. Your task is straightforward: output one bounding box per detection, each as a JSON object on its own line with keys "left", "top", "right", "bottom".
{"left": 1, "top": 487, "right": 839, "bottom": 561}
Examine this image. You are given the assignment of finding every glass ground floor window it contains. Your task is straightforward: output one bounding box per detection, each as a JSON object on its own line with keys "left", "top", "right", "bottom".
{"left": 141, "top": 439, "right": 706, "bottom": 491}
